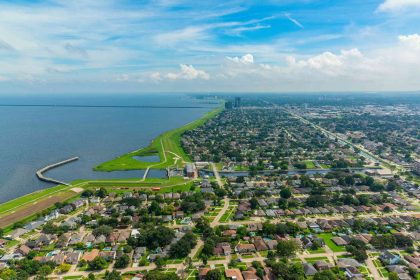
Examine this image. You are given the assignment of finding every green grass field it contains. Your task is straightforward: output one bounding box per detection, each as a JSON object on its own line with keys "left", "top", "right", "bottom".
{"left": 305, "top": 256, "right": 330, "bottom": 263}
{"left": 318, "top": 233, "right": 347, "bottom": 252}
{"left": 95, "top": 106, "right": 222, "bottom": 172}
{"left": 304, "top": 160, "right": 316, "bottom": 169}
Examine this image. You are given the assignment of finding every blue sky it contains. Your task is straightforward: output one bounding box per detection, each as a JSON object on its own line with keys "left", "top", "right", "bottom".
{"left": 0, "top": 0, "right": 420, "bottom": 93}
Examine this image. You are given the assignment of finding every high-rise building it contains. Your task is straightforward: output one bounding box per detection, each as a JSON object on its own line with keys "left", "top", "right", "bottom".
{"left": 225, "top": 101, "right": 233, "bottom": 109}
{"left": 234, "top": 97, "right": 241, "bottom": 108}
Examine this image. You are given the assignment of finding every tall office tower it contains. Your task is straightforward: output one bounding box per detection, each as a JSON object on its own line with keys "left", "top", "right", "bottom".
{"left": 234, "top": 97, "right": 241, "bottom": 108}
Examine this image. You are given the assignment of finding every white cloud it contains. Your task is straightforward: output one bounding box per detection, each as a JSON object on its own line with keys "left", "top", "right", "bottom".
{"left": 166, "top": 64, "right": 210, "bottom": 80}
{"left": 150, "top": 72, "right": 162, "bottom": 82}
{"left": 213, "top": 34, "right": 420, "bottom": 91}
{"left": 284, "top": 13, "right": 304, "bottom": 29}
{"left": 378, "top": 0, "right": 420, "bottom": 12}
{"left": 154, "top": 27, "right": 208, "bottom": 46}
{"left": 398, "top": 34, "right": 420, "bottom": 49}
{"left": 226, "top": 24, "right": 271, "bottom": 36}
{"left": 227, "top": 54, "right": 254, "bottom": 64}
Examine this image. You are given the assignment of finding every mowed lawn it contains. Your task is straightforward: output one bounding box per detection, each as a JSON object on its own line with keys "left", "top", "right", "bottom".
{"left": 304, "top": 160, "right": 316, "bottom": 169}
{"left": 83, "top": 176, "right": 197, "bottom": 194}
{"left": 318, "top": 233, "right": 347, "bottom": 252}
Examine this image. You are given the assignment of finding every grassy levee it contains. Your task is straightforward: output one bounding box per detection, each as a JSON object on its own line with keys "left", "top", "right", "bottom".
{"left": 83, "top": 177, "right": 197, "bottom": 194}
{"left": 0, "top": 187, "right": 79, "bottom": 229}
{"left": 94, "top": 106, "right": 223, "bottom": 172}
{"left": 80, "top": 176, "right": 188, "bottom": 187}
{"left": 0, "top": 184, "right": 69, "bottom": 215}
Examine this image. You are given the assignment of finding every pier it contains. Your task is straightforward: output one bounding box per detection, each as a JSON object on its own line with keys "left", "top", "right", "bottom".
{"left": 36, "top": 157, "right": 79, "bottom": 186}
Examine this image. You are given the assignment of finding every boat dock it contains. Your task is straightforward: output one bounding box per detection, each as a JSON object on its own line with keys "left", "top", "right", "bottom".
{"left": 36, "top": 157, "right": 79, "bottom": 186}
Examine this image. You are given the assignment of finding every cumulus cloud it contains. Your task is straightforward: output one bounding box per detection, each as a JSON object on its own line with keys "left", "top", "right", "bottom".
{"left": 214, "top": 34, "right": 420, "bottom": 91}
{"left": 165, "top": 64, "right": 210, "bottom": 80}
{"left": 286, "top": 48, "right": 364, "bottom": 76}
{"left": 227, "top": 54, "right": 254, "bottom": 64}
{"left": 150, "top": 72, "right": 162, "bottom": 82}
{"left": 378, "top": 0, "right": 420, "bottom": 12}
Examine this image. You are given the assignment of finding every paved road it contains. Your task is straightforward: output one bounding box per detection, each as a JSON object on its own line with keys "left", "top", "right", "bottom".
{"left": 211, "top": 162, "right": 223, "bottom": 188}
{"left": 211, "top": 197, "right": 230, "bottom": 227}
{"left": 288, "top": 110, "right": 402, "bottom": 173}
{"left": 366, "top": 256, "right": 384, "bottom": 280}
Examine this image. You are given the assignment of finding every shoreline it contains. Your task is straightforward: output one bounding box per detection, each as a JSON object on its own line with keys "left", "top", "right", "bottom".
{"left": 94, "top": 105, "right": 223, "bottom": 172}
{"left": 0, "top": 104, "right": 223, "bottom": 229}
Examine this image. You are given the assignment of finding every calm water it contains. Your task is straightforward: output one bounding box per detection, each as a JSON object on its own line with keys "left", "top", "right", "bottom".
{"left": 0, "top": 94, "right": 216, "bottom": 203}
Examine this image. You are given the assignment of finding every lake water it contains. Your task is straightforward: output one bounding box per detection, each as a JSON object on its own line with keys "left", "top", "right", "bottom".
{"left": 0, "top": 94, "right": 217, "bottom": 203}
{"left": 133, "top": 155, "right": 160, "bottom": 162}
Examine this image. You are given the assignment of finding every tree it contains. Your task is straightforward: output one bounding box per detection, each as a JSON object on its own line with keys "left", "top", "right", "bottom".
{"left": 155, "top": 256, "right": 165, "bottom": 269}
{"left": 344, "top": 175, "right": 355, "bottom": 186}
{"left": 365, "top": 176, "right": 374, "bottom": 186}
{"left": 345, "top": 240, "right": 367, "bottom": 263}
{"left": 202, "top": 238, "right": 216, "bottom": 257}
{"left": 252, "top": 261, "right": 265, "bottom": 278}
{"left": 149, "top": 201, "right": 161, "bottom": 215}
{"left": 280, "top": 188, "right": 292, "bottom": 199}
{"left": 38, "top": 265, "right": 52, "bottom": 277}
{"left": 137, "top": 226, "right": 175, "bottom": 250}
{"left": 96, "top": 187, "right": 108, "bottom": 198}
{"left": 388, "top": 272, "right": 399, "bottom": 280}
{"left": 184, "top": 257, "right": 193, "bottom": 269}
{"left": 294, "top": 162, "right": 307, "bottom": 169}
{"left": 306, "top": 194, "right": 327, "bottom": 207}
{"left": 205, "top": 269, "right": 222, "bottom": 280}
{"left": 114, "top": 254, "right": 130, "bottom": 269}
{"left": 169, "top": 233, "right": 197, "bottom": 258}
{"left": 88, "top": 273, "right": 96, "bottom": 280}
{"left": 57, "top": 263, "right": 71, "bottom": 273}
{"left": 123, "top": 245, "right": 133, "bottom": 253}
{"left": 371, "top": 235, "right": 396, "bottom": 249}
{"left": 0, "top": 268, "right": 17, "bottom": 279}
{"left": 93, "top": 225, "right": 113, "bottom": 237}
{"left": 250, "top": 197, "right": 258, "bottom": 209}
{"left": 369, "top": 183, "right": 384, "bottom": 192}
{"left": 269, "top": 261, "right": 304, "bottom": 280}
{"left": 394, "top": 234, "right": 413, "bottom": 248}
{"left": 88, "top": 256, "right": 108, "bottom": 270}
{"left": 276, "top": 240, "right": 299, "bottom": 257}
{"left": 180, "top": 193, "right": 205, "bottom": 213}
{"left": 0, "top": 228, "right": 3, "bottom": 237}
{"left": 104, "top": 270, "right": 122, "bottom": 280}
{"left": 81, "top": 189, "right": 94, "bottom": 197}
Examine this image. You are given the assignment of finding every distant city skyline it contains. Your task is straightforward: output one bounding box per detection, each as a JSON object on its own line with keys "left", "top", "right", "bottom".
{"left": 1, "top": 0, "right": 420, "bottom": 94}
